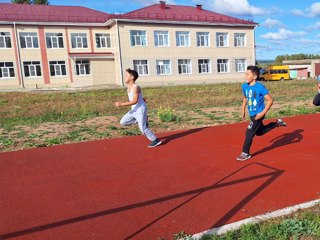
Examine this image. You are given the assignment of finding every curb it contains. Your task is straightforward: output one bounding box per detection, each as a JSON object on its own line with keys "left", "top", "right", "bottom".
{"left": 192, "top": 199, "right": 320, "bottom": 239}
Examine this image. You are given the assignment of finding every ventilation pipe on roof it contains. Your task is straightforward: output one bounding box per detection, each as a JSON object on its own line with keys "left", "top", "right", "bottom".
{"left": 196, "top": 4, "right": 202, "bottom": 10}
{"left": 160, "top": 1, "right": 166, "bottom": 9}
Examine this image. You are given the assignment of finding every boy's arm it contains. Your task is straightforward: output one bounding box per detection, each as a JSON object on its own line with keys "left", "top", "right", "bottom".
{"left": 115, "top": 86, "right": 140, "bottom": 107}
{"left": 241, "top": 97, "right": 247, "bottom": 121}
{"left": 255, "top": 93, "right": 273, "bottom": 120}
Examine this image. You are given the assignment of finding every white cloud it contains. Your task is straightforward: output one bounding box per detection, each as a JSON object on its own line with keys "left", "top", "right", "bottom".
{"left": 291, "top": 9, "right": 305, "bottom": 17}
{"left": 193, "top": 0, "right": 263, "bottom": 16}
{"left": 291, "top": 2, "right": 320, "bottom": 18}
{"left": 309, "top": 2, "right": 320, "bottom": 17}
{"left": 297, "top": 38, "right": 320, "bottom": 44}
{"left": 307, "top": 21, "right": 320, "bottom": 30}
{"left": 262, "top": 18, "right": 284, "bottom": 28}
{"left": 260, "top": 28, "right": 306, "bottom": 40}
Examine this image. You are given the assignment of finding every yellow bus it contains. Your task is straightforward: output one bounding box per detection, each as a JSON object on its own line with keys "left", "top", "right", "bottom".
{"left": 260, "top": 65, "right": 290, "bottom": 81}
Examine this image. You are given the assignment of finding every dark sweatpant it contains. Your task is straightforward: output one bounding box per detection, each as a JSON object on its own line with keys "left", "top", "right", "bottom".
{"left": 242, "top": 115, "right": 277, "bottom": 154}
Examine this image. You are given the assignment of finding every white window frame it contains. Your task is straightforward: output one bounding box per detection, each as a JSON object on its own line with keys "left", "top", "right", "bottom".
{"left": 130, "top": 30, "right": 147, "bottom": 46}
{"left": 216, "top": 32, "right": 229, "bottom": 47}
{"left": 198, "top": 59, "right": 211, "bottom": 74}
{"left": 19, "top": 32, "right": 39, "bottom": 49}
{"left": 133, "top": 60, "right": 149, "bottom": 76}
{"left": 46, "top": 33, "right": 64, "bottom": 49}
{"left": 176, "top": 31, "right": 190, "bottom": 47}
{"left": 0, "top": 62, "right": 15, "bottom": 78}
{"left": 49, "top": 61, "right": 67, "bottom": 76}
{"left": 235, "top": 59, "right": 247, "bottom": 72}
{"left": 0, "top": 32, "right": 12, "bottom": 49}
{"left": 217, "top": 59, "right": 229, "bottom": 73}
{"left": 23, "top": 61, "right": 42, "bottom": 77}
{"left": 71, "top": 33, "right": 88, "bottom": 49}
{"left": 75, "top": 60, "right": 90, "bottom": 76}
{"left": 196, "top": 32, "right": 210, "bottom": 47}
{"left": 156, "top": 60, "right": 171, "bottom": 75}
{"left": 234, "top": 33, "right": 246, "bottom": 47}
{"left": 154, "top": 31, "right": 169, "bottom": 47}
{"left": 178, "top": 59, "right": 192, "bottom": 74}
{"left": 96, "top": 33, "right": 111, "bottom": 48}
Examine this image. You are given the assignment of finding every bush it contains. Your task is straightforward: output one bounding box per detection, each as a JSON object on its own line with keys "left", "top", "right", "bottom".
{"left": 157, "top": 106, "right": 177, "bottom": 122}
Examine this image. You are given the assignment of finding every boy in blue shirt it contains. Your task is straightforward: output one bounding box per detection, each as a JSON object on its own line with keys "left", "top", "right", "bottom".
{"left": 237, "top": 65, "right": 287, "bottom": 161}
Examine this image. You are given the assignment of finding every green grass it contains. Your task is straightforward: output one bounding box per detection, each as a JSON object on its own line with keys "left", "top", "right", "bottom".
{"left": 0, "top": 79, "right": 317, "bottom": 129}
{"left": 175, "top": 206, "right": 320, "bottom": 240}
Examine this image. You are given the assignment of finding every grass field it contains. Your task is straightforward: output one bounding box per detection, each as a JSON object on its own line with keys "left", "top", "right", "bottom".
{"left": 0, "top": 79, "right": 319, "bottom": 152}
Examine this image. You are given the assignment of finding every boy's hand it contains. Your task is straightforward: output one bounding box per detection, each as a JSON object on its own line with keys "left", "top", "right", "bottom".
{"left": 241, "top": 112, "right": 246, "bottom": 121}
{"left": 114, "top": 102, "right": 122, "bottom": 107}
{"left": 255, "top": 112, "right": 264, "bottom": 120}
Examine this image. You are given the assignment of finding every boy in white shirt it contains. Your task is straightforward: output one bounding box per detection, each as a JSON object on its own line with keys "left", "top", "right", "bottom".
{"left": 115, "top": 68, "right": 162, "bottom": 148}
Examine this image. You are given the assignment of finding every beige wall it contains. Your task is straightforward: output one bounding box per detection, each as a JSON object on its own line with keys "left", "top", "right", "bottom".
{"left": 117, "top": 22, "right": 255, "bottom": 86}
{"left": 0, "top": 20, "right": 255, "bottom": 89}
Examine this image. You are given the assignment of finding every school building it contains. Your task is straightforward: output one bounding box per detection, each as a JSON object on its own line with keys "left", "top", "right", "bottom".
{"left": 0, "top": 1, "right": 258, "bottom": 89}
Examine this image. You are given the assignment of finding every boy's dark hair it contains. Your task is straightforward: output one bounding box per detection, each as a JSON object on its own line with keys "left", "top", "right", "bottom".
{"left": 126, "top": 68, "right": 139, "bottom": 81}
{"left": 247, "top": 65, "right": 260, "bottom": 79}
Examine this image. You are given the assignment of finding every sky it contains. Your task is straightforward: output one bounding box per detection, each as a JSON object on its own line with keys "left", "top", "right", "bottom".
{"left": 2, "top": 0, "right": 320, "bottom": 60}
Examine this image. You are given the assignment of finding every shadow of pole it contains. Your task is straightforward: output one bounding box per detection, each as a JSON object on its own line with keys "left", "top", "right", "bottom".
{"left": 0, "top": 163, "right": 284, "bottom": 240}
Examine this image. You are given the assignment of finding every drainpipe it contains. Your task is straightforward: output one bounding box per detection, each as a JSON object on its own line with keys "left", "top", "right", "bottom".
{"left": 14, "top": 22, "right": 25, "bottom": 88}
{"left": 115, "top": 19, "right": 124, "bottom": 86}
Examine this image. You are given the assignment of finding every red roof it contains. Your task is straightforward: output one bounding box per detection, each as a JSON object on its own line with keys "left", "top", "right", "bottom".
{"left": 0, "top": 2, "right": 257, "bottom": 26}
{"left": 0, "top": 3, "right": 110, "bottom": 23}
{"left": 115, "top": 3, "right": 257, "bottom": 26}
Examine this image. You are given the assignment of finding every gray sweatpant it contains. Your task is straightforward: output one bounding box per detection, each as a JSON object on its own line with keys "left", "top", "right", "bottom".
{"left": 120, "top": 107, "right": 157, "bottom": 141}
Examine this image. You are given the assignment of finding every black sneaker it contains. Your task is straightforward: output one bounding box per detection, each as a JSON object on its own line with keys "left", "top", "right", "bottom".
{"left": 276, "top": 118, "right": 287, "bottom": 127}
{"left": 236, "top": 152, "right": 251, "bottom": 161}
{"left": 148, "top": 139, "right": 162, "bottom": 148}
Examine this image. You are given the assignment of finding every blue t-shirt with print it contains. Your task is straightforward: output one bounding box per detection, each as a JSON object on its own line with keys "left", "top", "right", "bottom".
{"left": 242, "top": 82, "right": 269, "bottom": 117}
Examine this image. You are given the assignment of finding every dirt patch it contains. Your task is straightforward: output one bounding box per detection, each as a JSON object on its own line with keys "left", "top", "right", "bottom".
{"left": 0, "top": 100, "right": 318, "bottom": 152}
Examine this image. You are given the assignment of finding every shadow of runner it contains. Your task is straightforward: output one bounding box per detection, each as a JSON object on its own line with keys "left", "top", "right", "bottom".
{"left": 160, "top": 127, "right": 207, "bottom": 145}
{"left": 253, "top": 129, "right": 304, "bottom": 157}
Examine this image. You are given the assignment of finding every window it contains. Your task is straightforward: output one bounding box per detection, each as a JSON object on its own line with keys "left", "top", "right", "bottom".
{"left": 176, "top": 31, "right": 190, "bottom": 47}
{"left": 197, "top": 32, "right": 209, "bottom": 47}
{"left": 235, "top": 59, "right": 246, "bottom": 72}
{"left": 234, "top": 33, "right": 246, "bottom": 47}
{"left": 130, "top": 30, "right": 147, "bottom": 46}
{"left": 46, "top": 33, "right": 64, "bottom": 48}
{"left": 216, "top": 32, "right": 228, "bottom": 47}
{"left": 198, "top": 59, "right": 211, "bottom": 74}
{"left": 75, "top": 60, "right": 90, "bottom": 75}
{"left": 23, "top": 61, "right": 41, "bottom": 77}
{"left": 217, "top": 59, "right": 229, "bottom": 73}
{"left": 178, "top": 59, "right": 191, "bottom": 74}
{"left": 0, "top": 62, "right": 15, "bottom": 78}
{"left": 0, "top": 32, "right": 12, "bottom": 48}
{"left": 96, "top": 33, "right": 111, "bottom": 48}
{"left": 71, "top": 33, "right": 88, "bottom": 48}
{"left": 156, "top": 60, "right": 171, "bottom": 75}
{"left": 133, "top": 60, "right": 148, "bottom": 75}
{"left": 49, "top": 61, "right": 66, "bottom": 76}
{"left": 19, "top": 32, "right": 39, "bottom": 48}
{"left": 154, "top": 31, "right": 169, "bottom": 47}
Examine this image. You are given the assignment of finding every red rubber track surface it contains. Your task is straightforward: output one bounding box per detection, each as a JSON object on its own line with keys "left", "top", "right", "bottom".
{"left": 0, "top": 114, "right": 319, "bottom": 240}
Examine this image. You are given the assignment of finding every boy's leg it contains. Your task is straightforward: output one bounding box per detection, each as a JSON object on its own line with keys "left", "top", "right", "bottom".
{"left": 133, "top": 108, "right": 158, "bottom": 142}
{"left": 120, "top": 110, "right": 137, "bottom": 126}
{"left": 242, "top": 116, "right": 263, "bottom": 154}
{"left": 256, "top": 121, "right": 277, "bottom": 136}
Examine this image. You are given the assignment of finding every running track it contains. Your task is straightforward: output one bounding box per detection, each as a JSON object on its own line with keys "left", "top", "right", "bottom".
{"left": 0, "top": 114, "right": 319, "bottom": 240}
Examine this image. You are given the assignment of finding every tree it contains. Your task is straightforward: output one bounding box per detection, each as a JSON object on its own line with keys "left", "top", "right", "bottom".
{"left": 11, "top": 0, "right": 50, "bottom": 4}
{"left": 11, "top": 0, "right": 32, "bottom": 3}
